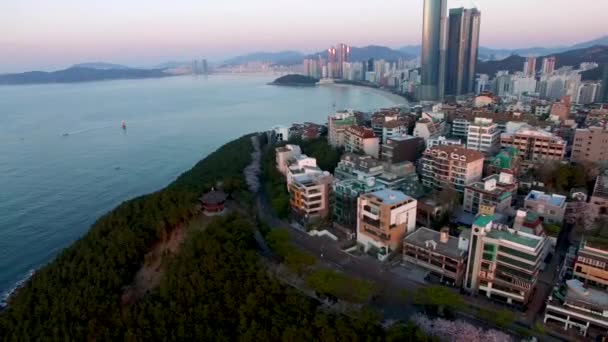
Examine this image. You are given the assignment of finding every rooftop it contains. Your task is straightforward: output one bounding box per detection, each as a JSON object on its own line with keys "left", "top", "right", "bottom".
{"left": 486, "top": 227, "right": 542, "bottom": 249}
{"left": 346, "top": 125, "right": 376, "bottom": 139}
{"left": 386, "top": 135, "right": 418, "bottom": 142}
{"left": 564, "top": 279, "right": 608, "bottom": 311}
{"left": 474, "top": 215, "right": 494, "bottom": 227}
{"left": 368, "top": 189, "right": 413, "bottom": 206}
{"left": 425, "top": 145, "right": 485, "bottom": 162}
{"left": 404, "top": 227, "right": 466, "bottom": 259}
{"left": 525, "top": 190, "right": 566, "bottom": 207}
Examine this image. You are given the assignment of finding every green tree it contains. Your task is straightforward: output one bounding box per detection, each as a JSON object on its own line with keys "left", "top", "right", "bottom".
{"left": 414, "top": 286, "right": 463, "bottom": 317}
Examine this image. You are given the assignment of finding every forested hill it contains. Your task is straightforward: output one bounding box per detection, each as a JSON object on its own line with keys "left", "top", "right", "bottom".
{"left": 0, "top": 67, "right": 170, "bottom": 85}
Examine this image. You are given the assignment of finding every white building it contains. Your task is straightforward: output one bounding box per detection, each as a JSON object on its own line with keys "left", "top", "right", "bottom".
{"left": 427, "top": 136, "right": 463, "bottom": 148}
{"left": 467, "top": 117, "right": 501, "bottom": 155}
{"left": 276, "top": 144, "right": 302, "bottom": 175}
{"left": 272, "top": 125, "right": 290, "bottom": 142}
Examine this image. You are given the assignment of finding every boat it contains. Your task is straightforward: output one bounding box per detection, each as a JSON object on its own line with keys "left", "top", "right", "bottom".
{"left": 61, "top": 133, "right": 69, "bottom": 137}
{"left": 121, "top": 121, "right": 127, "bottom": 130}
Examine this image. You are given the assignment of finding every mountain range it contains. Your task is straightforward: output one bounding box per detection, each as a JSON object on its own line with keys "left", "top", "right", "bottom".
{"left": 477, "top": 45, "right": 608, "bottom": 80}
{"left": 0, "top": 66, "right": 169, "bottom": 85}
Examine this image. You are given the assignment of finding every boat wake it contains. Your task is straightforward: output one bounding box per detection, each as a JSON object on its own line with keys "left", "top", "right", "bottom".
{"left": 60, "top": 124, "right": 114, "bottom": 137}
{"left": 0, "top": 269, "right": 35, "bottom": 309}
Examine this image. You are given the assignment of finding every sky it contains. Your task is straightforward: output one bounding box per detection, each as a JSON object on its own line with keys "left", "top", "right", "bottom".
{"left": 1, "top": 0, "right": 607, "bottom": 72}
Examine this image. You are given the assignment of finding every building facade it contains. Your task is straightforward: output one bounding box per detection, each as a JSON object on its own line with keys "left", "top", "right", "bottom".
{"left": 524, "top": 190, "right": 567, "bottom": 225}
{"left": 466, "top": 117, "right": 500, "bottom": 155}
{"left": 419, "top": 0, "right": 448, "bottom": 100}
{"left": 333, "top": 176, "right": 386, "bottom": 236}
{"left": 327, "top": 111, "right": 357, "bottom": 147}
{"left": 500, "top": 127, "right": 567, "bottom": 162}
{"left": 381, "top": 135, "right": 425, "bottom": 163}
{"left": 445, "top": 7, "right": 481, "bottom": 96}
{"left": 465, "top": 216, "right": 548, "bottom": 307}
{"left": 344, "top": 126, "right": 380, "bottom": 158}
{"left": 463, "top": 172, "right": 516, "bottom": 215}
{"left": 357, "top": 190, "right": 417, "bottom": 257}
{"left": 571, "top": 127, "right": 608, "bottom": 164}
{"left": 289, "top": 172, "right": 333, "bottom": 223}
{"left": 421, "top": 145, "right": 484, "bottom": 193}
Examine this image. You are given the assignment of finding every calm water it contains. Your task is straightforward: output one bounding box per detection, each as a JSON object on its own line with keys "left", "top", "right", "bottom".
{"left": 0, "top": 74, "right": 403, "bottom": 304}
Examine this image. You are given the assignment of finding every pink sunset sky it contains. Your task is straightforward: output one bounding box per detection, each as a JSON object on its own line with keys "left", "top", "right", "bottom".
{"left": 1, "top": 0, "right": 606, "bottom": 72}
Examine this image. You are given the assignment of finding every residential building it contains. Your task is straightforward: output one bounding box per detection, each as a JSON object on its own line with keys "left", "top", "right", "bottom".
{"left": 573, "top": 237, "right": 608, "bottom": 289}
{"left": 576, "top": 82, "right": 600, "bottom": 105}
{"left": 357, "top": 190, "right": 418, "bottom": 258}
{"left": 541, "top": 56, "right": 556, "bottom": 75}
{"left": 289, "top": 171, "right": 333, "bottom": 223}
{"left": 427, "top": 135, "right": 463, "bottom": 148}
{"left": 464, "top": 215, "right": 549, "bottom": 307}
{"left": 403, "top": 227, "right": 469, "bottom": 286}
{"left": 381, "top": 135, "right": 425, "bottom": 163}
{"left": 327, "top": 111, "right": 357, "bottom": 147}
{"left": 590, "top": 169, "right": 608, "bottom": 223}
{"left": 523, "top": 57, "right": 537, "bottom": 77}
{"left": 285, "top": 155, "right": 321, "bottom": 187}
{"left": 601, "top": 64, "right": 608, "bottom": 103}
{"left": 421, "top": 145, "right": 485, "bottom": 193}
{"left": 413, "top": 119, "right": 444, "bottom": 142}
{"left": 343, "top": 126, "right": 380, "bottom": 158}
{"left": 445, "top": 7, "right": 481, "bottom": 96}
{"left": 524, "top": 190, "right": 567, "bottom": 225}
{"left": 463, "top": 172, "right": 516, "bottom": 215}
{"left": 550, "top": 96, "right": 572, "bottom": 121}
{"left": 334, "top": 153, "right": 384, "bottom": 180}
{"left": 484, "top": 147, "right": 521, "bottom": 177}
{"left": 500, "top": 126, "right": 567, "bottom": 162}
{"left": 466, "top": 117, "right": 500, "bottom": 155}
{"left": 272, "top": 125, "right": 290, "bottom": 142}
{"left": 333, "top": 176, "right": 386, "bottom": 236}
{"left": 275, "top": 144, "right": 302, "bottom": 175}
{"left": 571, "top": 126, "right": 608, "bottom": 163}
{"left": 544, "top": 279, "right": 608, "bottom": 339}
{"left": 419, "top": 0, "right": 448, "bottom": 101}
{"left": 381, "top": 119, "right": 409, "bottom": 144}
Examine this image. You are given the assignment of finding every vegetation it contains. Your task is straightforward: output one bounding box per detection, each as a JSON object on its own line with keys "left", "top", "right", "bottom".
{"left": 307, "top": 269, "right": 375, "bottom": 304}
{"left": 544, "top": 223, "right": 562, "bottom": 238}
{"left": 267, "top": 229, "right": 316, "bottom": 274}
{"left": 261, "top": 143, "right": 290, "bottom": 218}
{"left": 531, "top": 162, "right": 587, "bottom": 194}
{"left": 414, "top": 286, "right": 464, "bottom": 318}
{"left": 296, "top": 137, "right": 343, "bottom": 173}
{"left": 272, "top": 74, "right": 319, "bottom": 86}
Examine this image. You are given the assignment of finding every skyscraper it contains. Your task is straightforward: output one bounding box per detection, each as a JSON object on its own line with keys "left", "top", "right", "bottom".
{"left": 327, "top": 47, "right": 337, "bottom": 79}
{"left": 523, "top": 57, "right": 537, "bottom": 77}
{"left": 445, "top": 7, "right": 481, "bottom": 96}
{"left": 542, "top": 56, "right": 557, "bottom": 75}
{"left": 420, "top": 0, "right": 447, "bottom": 101}
{"left": 337, "top": 43, "right": 350, "bottom": 79}
{"left": 601, "top": 64, "right": 608, "bottom": 103}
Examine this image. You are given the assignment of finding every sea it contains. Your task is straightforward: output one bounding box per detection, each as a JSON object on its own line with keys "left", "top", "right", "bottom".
{"left": 0, "top": 74, "right": 404, "bottom": 306}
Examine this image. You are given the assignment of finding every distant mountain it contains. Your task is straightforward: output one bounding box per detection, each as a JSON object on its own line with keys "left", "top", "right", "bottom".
{"left": 222, "top": 51, "right": 305, "bottom": 66}
{"left": 0, "top": 67, "right": 170, "bottom": 85}
{"left": 71, "top": 62, "right": 131, "bottom": 70}
{"left": 307, "top": 45, "right": 415, "bottom": 62}
{"left": 152, "top": 61, "right": 193, "bottom": 70}
{"left": 476, "top": 45, "right": 608, "bottom": 80}
{"left": 400, "top": 35, "right": 608, "bottom": 60}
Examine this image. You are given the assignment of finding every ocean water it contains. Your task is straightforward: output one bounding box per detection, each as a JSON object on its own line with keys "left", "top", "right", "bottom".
{"left": 0, "top": 74, "right": 403, "bottom": 304}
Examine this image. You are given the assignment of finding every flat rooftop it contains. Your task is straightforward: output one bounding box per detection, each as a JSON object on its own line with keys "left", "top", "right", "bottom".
{"left": 565, "top": 279, "right": 608, "bottom": 310}
{"left": 404, "top": 227, "right": 466, "bottom": 259}
{"left": 486, "top": 229, "right": 542, "bottom": 249}
{"left": 368, "top": 189, "right": 413, "bottom": 205}
{"left": 526, "top": 190, "right": 566, "bottom": 207}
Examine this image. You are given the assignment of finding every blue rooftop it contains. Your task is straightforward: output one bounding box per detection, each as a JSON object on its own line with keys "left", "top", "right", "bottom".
{"left": 526, "top": 190, "right": 566, "bottom": 207}
{"left": 370, "top": 189, "right": 412, "bottom": 205}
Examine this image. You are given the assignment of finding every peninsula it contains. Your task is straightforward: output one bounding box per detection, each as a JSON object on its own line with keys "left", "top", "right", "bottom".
{"left": 271, "top": 74, "right": 319, "bottom": 86}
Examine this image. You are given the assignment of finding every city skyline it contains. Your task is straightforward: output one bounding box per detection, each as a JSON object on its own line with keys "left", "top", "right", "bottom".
{"left": 1, "top": 0, "right": 607, "bottom": 72}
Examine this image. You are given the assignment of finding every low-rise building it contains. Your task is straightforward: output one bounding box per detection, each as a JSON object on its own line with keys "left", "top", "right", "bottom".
{"left": 334, "top": 153, "right": 384, "bottom": 180}
{"left": 381, "top": 135, "right": 425, "bottom": 164}
{"left": 272, "top": 125, "right": 290, "bottom": 142}
{"left": 285, "top": 155, "right": 320, "bottom": 187}
{"left": 344, "top": 126, "right": 380, "bottom": 158}
{"left": 420, "top": 145, "right": 485, "bottom": 193}
{"left": 544, "top": 279, "right": 608, "bottom": 339}
{"left": 276, "top": 144, "right": 302, "bottom": 175}
{"left": 333, "top": 176, "right": 386, "bottom": 236}
{"left": 381, "top": 119, "right": 409, "bottom": 144}
{"left": 413, "top": 119, "right": 444, "bottom": 142}
{"left": 289, "top": 171, "right": 333, "bottom": 223}
{"left": 463, "top": 172, "right": 516, "bottom": 215}
{"left": 573, "top": 237, "right": 608, "bottom": 289}
{"left": 357, "top": 190, "right": 417, "bottom": 258}
{"left": 403, "top": 227, "right": 469, "bottom": 286}
{"left": 427, "top": 136, "right": 464, "bottom": 148}
{"left": 484, "top": 147, "right": 521, "bottom": 177}
{"left": 500, "top": 126, "right": 567, "bottom": 162}
{"left": 590, "top": 169, "right": 608, "bottom": 224}
{"left": 327, "top": 111, "right": 357, "bottom": 147}
{"left": 524, "top": 190, "right": 567, "bottom": 225}
{"left": 465, "top": 215, "right": 549, "bottom": 307}
{"left": 571, "top": 126, "right": 608, "bottom": 164}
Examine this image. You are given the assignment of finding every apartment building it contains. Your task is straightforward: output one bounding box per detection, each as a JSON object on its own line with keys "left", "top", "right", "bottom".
{"left": 380, "top": 135, "right": 424, "bottom": 163}
{"left": 276, "top": 144, "right": 302, "bottom": 175}
{"left": 289, "top": 171, "right": 333, "bottom": 223}
{"left": 464, "top": 215, "right": 549, "bottom": 307}
{"left": 544, "top": 279, "right": 608, "bottom": 338}
{"left": 571, "top": 126, "right": 608, "bottom": 163}
{"left": 285, "top": 154, "right": 320, "bottom": 187}
{"left": 420, "top": 145, "right": 485, "bottom": 193}
{"left": 327, "top": 111, "right": 357, "bottom": 147}
{"left": 357, "top": 190, "right": 417, "bottom": 258}
{"left": 544, "top": 239, "right": 608, "bottom": 338}
{"left": 463, "top": 172, "right": 516, "bottom": 215}
{"left": 449, "top": 110, "right": 549, "bottom": 139}
{"left": 590, "top": 169, "right": 608, "bottom": 224}
{"left": 333, "top": 175, "right": 385, "bottom": 236}
{"left": 381, "top": 119, "right": 409, "bottom": 144}
{"left": 524, "top": 190, "right": 567, "bottom": 225}
{"left": 427, "top": 136, "right": 463, "bottom": 148}
{"left": 334, "top": 153, "right": 384, "bottom": 180}
{"left": 467, "top": 117, "right": 501, "bottom": 155}
{"left": 500, "top": 126, "right": 567, "bottom": 162}
{"left": 403, "top": 227, "right": 469, "bottom": 286}
{"left": 343, "top": 126, "right": 380, "bottom": 158}
{"left": 413, "top": 119, "right": 444, "bottom": 142}
{"left": 573, "top": 237, "right": 608, "bottom": 289}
